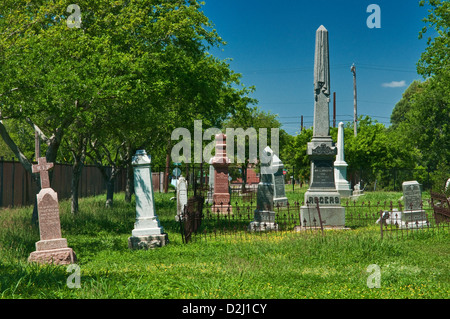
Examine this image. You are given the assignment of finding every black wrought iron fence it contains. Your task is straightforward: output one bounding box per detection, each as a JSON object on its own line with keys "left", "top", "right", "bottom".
{"left": 176, "top": 196, "right": 450, "bottom": 243}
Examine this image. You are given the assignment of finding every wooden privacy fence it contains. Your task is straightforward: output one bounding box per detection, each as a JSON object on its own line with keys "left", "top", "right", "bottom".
{"left": 0, "top": 157, "right": 127, "bottom": 208}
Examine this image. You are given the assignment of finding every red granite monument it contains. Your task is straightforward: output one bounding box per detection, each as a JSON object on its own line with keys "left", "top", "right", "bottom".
{"left": 28, "top": 157, "right": 77, "bottom": 265}
{"left": 211, "top": 134, "right": 232, "bottom": 214}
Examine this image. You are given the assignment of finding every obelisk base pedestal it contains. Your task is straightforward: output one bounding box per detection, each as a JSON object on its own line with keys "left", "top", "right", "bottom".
{"left": 300, "top": 189, "right": 345, "bottom": 227}
{"left": 300, "top": 205, "right": 345, "bottom": 228}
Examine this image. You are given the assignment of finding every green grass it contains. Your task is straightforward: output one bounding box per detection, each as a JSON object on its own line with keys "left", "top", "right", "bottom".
{"left": 0, "top": 189, "right": 449, "bottom": 299}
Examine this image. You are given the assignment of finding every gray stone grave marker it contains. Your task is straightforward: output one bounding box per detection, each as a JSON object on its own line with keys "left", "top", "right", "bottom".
{"left": 249, "top": 147, "right": 278, "bottom": 231}
{"left": 401, "top": 181, "right": 427, "bottom": 226}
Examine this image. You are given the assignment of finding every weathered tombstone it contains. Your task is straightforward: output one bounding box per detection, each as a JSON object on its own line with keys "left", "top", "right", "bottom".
{"left": 205, "top": 158, "right": 215, "bottom": 204}
{"left": 128, "top": 150, "right": 168, "bottom": 249}
{"left": 28, "top": 157, "right": 77, "bottom": 265}
{"left": 352, "top": 182, "right": 364, "bottom": 197}
{"left": 270, "top": 149, "right": 289, "bottom": 207}
{"left": 249, "top": 147, "right": 278, "bottom": 231}
{"left": 211, "top": 134, "right": 232, "bottom": 214}
{"left": 299, "top": 25, "right": 345, "bottom": 228}
{"left": 377, "top": 181, "right": 428, "bottom": 229}
{"left": 401, "top": 181, "right": 427, "bottom": 227}
{"left": 175, "top": 176, "right": 188, "bottom": 221}
{"left": 334, "top": 122, "right": 352, "bottom": 197}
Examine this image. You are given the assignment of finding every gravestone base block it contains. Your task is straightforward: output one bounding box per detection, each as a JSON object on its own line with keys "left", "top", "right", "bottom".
{"left": 274, "top": 197, "right": 288, "bottom": 207}
{"left": 128, "top": 233, "right": 169, "bottom": 250}
{"left": 300, "top": 205, "right": 345, "bottom": 227}
{"left": 249, "top": 210, "right": 278, "bottom": 232}
{"left": 211, "top": 204, "right": 232, "bottom": 214}
{"left": 28, "top": 247, "right": 76, "bottom": 265}
{"left": 336, "top": 188, "right": 352, "bottom": 198}
{"left": 35, "top": 238, "right": 68, "bottom": 251}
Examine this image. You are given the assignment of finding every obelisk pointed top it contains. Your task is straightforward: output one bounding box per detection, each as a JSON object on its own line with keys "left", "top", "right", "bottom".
{"left": 313, "top": 24, "right": 331, "bottom": 137}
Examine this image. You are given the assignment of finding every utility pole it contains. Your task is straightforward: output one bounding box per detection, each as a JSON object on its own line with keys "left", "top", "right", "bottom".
{"left": 333, "top": 92, "right": 336, "bottom": 128}
{"left": 35, "top": 130, "right": 40, "bottom": 160}
{"left": 301, "top": 115, "right": 303, "bottom": 131}
{"left": 351, "top": 64, "right": 357, "bottom": 136}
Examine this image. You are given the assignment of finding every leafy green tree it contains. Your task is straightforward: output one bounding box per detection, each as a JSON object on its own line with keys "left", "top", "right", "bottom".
{"left": 418, "top": 0, "right": 450, "bottom": 77}
{"left": 222, "top": 106, "right": 290, "bottom": 190}
{"left": 0, "top": 0, "right": 255, "bottom": 211}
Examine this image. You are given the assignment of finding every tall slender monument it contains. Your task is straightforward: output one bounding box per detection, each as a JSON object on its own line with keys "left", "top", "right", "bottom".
{"left": 334, "top": 122, "right": 352, "bottom": 197}
{"left": 300, "top": 25, "right": 345, "bottom": 227}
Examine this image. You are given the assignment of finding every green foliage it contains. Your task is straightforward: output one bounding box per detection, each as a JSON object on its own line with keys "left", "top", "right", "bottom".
{"left": 418, "top": 0, "right": 450, "bottom": 77}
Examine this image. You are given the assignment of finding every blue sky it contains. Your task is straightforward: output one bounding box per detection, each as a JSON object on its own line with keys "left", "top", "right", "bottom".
{"left": 201, "top": 0, "right": 432, "bottom": 135}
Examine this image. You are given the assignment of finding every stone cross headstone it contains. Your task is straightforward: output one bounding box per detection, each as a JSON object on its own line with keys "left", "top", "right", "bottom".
{"left": 264, "top": 146, "right": 288, "bottom": 206}
{"left": 300, "top": 25, "right": 345, "bottom": 228}
{"left": 128, "top": 150, "right": 168, "bottom": 249}
{"left": 28, "top": 157, "right": 76, "bottom": 265}
{"left": 211, "top": 134, "right": 232, "bottom": 214}
{"left": 334, "top": 122, "right": 352, "bottom": 197}
{"left": 175, "top": 176, "right": 188, "bottom": 222}
{"left": 249, "top": 147, "right": 278, "bottom": 231}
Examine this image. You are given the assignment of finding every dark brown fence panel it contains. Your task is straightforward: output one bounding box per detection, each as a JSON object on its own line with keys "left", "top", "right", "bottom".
{"left": 0, "top": 158, "right": 127, "bottom": 208}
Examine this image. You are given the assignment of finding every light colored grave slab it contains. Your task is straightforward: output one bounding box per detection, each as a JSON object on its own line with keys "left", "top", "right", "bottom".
{"left": 128, "top": 150, "right": 168, "bottom": 249}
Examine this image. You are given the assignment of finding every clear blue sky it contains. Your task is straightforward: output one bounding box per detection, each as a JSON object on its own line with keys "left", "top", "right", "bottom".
{"left": 201, "top": 0, "right": 432, "bottom": 135}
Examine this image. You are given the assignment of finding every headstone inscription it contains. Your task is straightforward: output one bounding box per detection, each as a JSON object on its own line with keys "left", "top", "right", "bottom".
{"left": 128, "top": 150, "right": 168, "bottom": 249}
{"left": 299, "top": 25, "right": 345, "bottom": 228}
{"left": 28, "top": 157, "right": 77, "bottom": 265}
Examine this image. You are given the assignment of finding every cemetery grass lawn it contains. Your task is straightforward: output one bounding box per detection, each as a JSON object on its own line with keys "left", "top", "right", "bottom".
{"left": 0, "top": 190, "right": 449, "bottom": 299}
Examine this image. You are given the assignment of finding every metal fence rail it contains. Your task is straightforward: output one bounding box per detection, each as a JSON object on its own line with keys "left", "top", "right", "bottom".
{"left": 176, "top": 194, "right": 450, "bottom": 243}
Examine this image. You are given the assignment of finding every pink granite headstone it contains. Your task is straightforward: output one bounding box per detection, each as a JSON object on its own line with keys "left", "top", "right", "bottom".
{"left": 28, "top": 157, "right": 76, "bottom": 265}
{"left": 211, "top": 134, "right": 232, "bottom": 214}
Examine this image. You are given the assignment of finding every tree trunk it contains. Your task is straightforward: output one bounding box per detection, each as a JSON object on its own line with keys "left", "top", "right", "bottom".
{"left": 124, "top": 143, "right": 134, "bottom": 202}
{"left": 71, "top": 159, "right": 84, "bottom": 214}
{"left": 105, "top": 169, "right": 115, "bottom": 208}
{"left": 105, "top": 167, "right": 120, "bottom": 208}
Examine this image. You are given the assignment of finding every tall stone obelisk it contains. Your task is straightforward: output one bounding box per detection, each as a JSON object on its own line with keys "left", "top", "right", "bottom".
{"left": 300, "top": 25, "right": 345, "bottom": 227}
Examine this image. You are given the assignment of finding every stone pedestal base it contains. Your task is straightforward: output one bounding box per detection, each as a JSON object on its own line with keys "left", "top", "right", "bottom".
{"left": 248, "top": 210, "right": 278, "bottom": 231}
{"left": 274, "top": 197, "right": 288, "bottom": 207}
{"left": 211, "top": 204, "right": 232, "bottom": 214}
{"left": 128, "top": 233, "right": 169, "bottom": 250}
{"left": 28, "top": 247, "right": 76, "bottom": 265}
{"left": 337, "top": 189, "right": 352, "bottom": 197}
{"left": 300, "top": 205, "right": 345, "bottom": 227}
{"left": 351, "top": 190, "right": 364, "bottom": 197}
